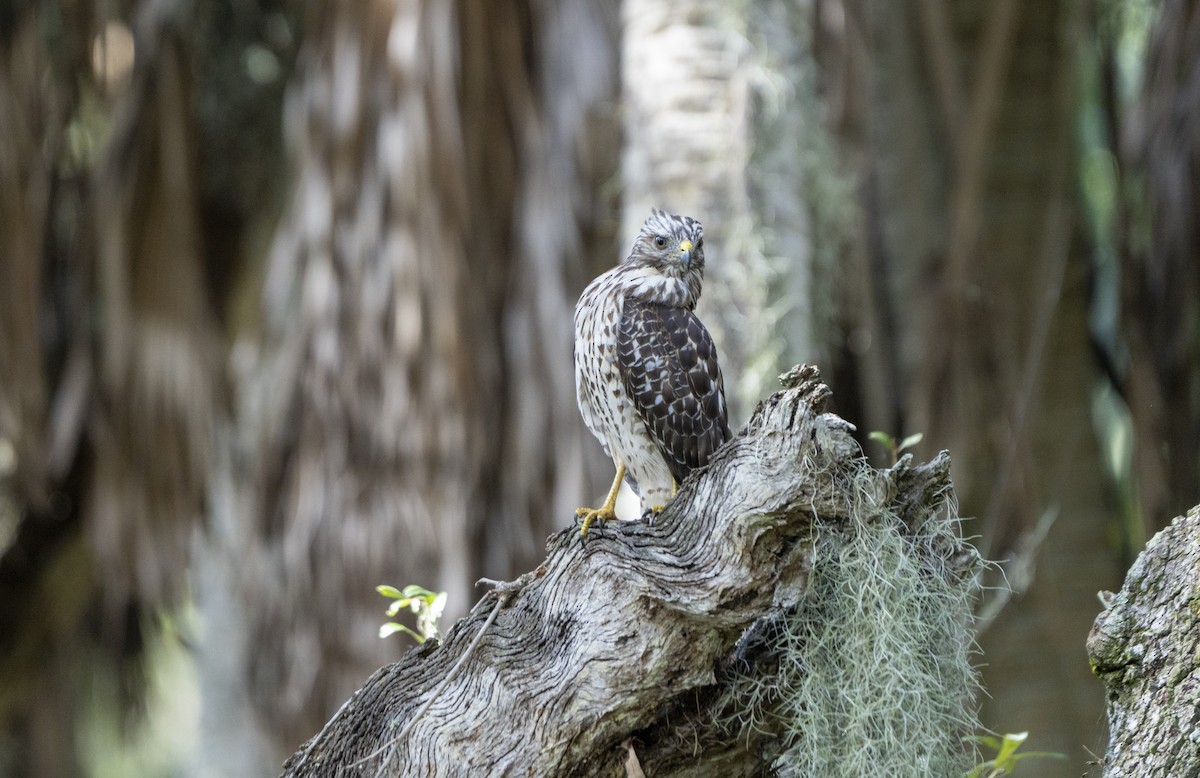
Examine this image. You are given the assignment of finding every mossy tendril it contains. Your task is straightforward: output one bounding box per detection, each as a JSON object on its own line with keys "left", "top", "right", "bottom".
{"left": 721, "top": 460, "right": 983, "bottom": 777}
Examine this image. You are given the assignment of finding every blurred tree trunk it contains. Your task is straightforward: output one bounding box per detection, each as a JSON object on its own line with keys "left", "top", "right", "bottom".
{"left": 1117, "top": 0, "right": 1200, "bottom": 536}
{"left": 2, "top": 0, "right": 619, "bottom": 772}
{"left": 0, "top": 2, "right": 229, "bottom": 773}
{"left": 621, "top": 0, "right": 819, "bottom": 421}
{"left": 823, "top": 0, "right": 1121, "bottom": 770}
{"left": 0, "top": 12, "right": 87, "bottom": 777}
{"left": 197, "top": 0, "right": 620, "bottom": 768}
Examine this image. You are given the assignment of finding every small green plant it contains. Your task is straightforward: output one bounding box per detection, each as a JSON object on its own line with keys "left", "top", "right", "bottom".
{"left": 869, "top": 430, "right": 923, "bottom": 464}
{"left": 965, "top": 731, "right": 1064, "bottom": 777}
{"left": 377, "top": 584, "right": 446, "bottom": 643}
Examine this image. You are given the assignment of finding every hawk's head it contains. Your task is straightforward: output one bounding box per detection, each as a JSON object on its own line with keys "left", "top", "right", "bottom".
{"left": 626, "top": 209, "right": 705, "bottom": 278}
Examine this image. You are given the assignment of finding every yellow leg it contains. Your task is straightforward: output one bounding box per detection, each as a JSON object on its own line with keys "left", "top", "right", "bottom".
{"left": 576, "top": 464, "right": 625, "bottom": 536}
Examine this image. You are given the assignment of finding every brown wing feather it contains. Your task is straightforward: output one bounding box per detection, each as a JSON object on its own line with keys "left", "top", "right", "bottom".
{"left": 617, "top": 298, "right": 731, "bottom": 485}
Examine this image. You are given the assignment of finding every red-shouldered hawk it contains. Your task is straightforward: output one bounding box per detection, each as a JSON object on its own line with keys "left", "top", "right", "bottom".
{"left": 574, "top": 209, "right": 731, "bottom": 535}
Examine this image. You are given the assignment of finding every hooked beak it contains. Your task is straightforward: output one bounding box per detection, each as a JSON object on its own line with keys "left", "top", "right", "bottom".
{"left": 678, "top": 240, "right": 694, "bottom": 268}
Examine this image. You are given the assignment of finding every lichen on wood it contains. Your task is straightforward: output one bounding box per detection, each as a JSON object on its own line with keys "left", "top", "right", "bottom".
{"left": 281, "top": 365, "right": 982, "bottom": 777}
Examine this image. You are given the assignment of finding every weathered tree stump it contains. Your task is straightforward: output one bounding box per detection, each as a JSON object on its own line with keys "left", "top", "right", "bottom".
{"left": 282, "top": 366, "right": 980, "bottom": 776}
{"left": 1089, "top": 506, "right": 1200, "bottom": 777}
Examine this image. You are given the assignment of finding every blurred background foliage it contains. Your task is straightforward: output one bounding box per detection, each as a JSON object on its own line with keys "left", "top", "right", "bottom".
{"left": 0, "top": 0, "right": 1195, "bottom": 775}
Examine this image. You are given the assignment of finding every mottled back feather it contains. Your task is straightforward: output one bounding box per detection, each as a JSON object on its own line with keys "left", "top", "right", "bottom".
{"left": 617, "top": 298, "right": 731, "bottom": 485}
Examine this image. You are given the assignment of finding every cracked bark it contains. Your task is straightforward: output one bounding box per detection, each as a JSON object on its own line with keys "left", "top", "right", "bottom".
{"left": 280, "top": 367, "right": 977, "bottom": 777}
{"left": 1088, "top": 506, "right": 1200, "bottom": 778}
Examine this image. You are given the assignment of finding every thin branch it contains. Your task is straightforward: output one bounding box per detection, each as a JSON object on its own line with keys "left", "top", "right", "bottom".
{"left": 979, "top": 154, "right": 1071, "bottom": 548}
{"left": 974, "top": 507, "right": 1058, "bottom": 634}
{"left": 914, "top": 0, "right": 966, "bottom": 164}
{"left": 945, "top": 0, "right": 1023, "bottom": 288}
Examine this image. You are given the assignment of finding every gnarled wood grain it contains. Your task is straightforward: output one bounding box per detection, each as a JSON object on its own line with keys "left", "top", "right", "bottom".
{"left": 282, "top": 366, "right": 976, "bottom": 776}
{"left": 1089, "top": 507, "right": 1200, "bottom": 777}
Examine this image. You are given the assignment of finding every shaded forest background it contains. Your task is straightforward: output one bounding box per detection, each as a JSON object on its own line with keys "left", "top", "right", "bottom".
{"left": 0, "top": 0, "right": 1196, "bottom": 775}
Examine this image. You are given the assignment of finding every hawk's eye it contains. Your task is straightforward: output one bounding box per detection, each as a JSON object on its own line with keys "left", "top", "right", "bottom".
{"left": 653, "top": 235, "right": 667, "bottom": 248}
